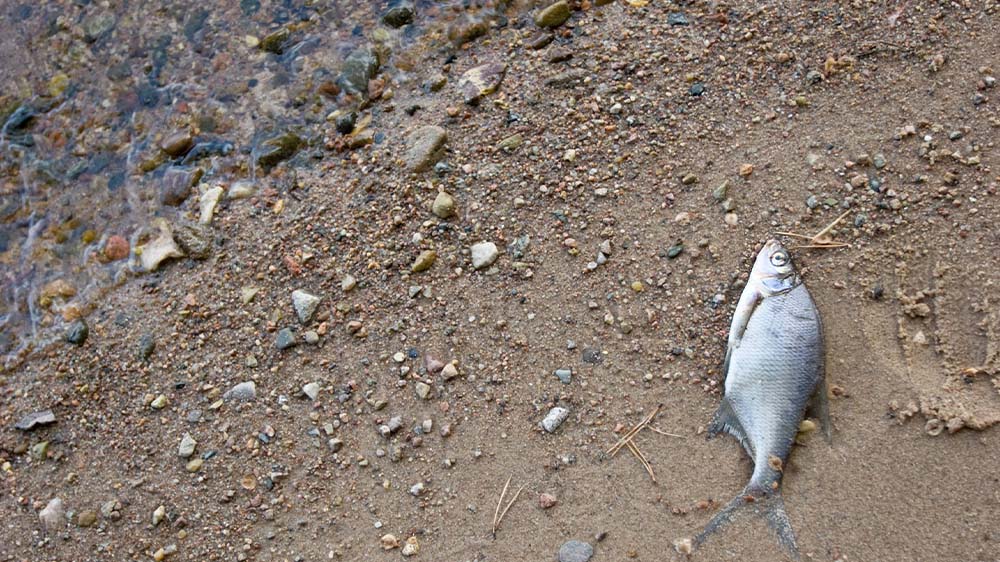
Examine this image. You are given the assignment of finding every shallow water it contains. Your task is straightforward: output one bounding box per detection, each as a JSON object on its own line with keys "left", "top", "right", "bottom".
{"left": 0, "top": 0, "right": 529, "bottom": 366}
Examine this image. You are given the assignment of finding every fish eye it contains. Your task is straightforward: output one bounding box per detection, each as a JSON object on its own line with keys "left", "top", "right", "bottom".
{"left": 770, "top": 251, "right": 789, "bottom": 267}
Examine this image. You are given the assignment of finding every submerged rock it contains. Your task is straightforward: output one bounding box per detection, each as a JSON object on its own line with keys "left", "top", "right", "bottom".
{"left": 535, "top": 1, "right": 571, "bottom": 28}
{"left": 160, "top": 166, "right": 203, "bottom": 206}
{"left": 339, "top": 46, "right": 380, "bottom": 95}
{"left": 65, "top": 319, "right": 88, "bottom": 345}
{"left": 257, "top": 132, "right": 302, "bottom": 170}
{"left": 173, "top": 221, "right": 212, "bottom": 259}
{"left": 382, "top": 3, "right": 414, "bottom": 28}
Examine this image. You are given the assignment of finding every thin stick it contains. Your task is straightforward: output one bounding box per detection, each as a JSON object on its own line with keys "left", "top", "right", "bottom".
{"left": 495, "top": 483, "right": 525, "bottom": 532}
{"left": 492, "top": 475, "right": 511, "bottom": 536}
{"left": 607, "top": 404, "right": 663, "bottom": 456}
{"left": 792, "top": 243, "right": 851, "bottom": 249}
{"left": 774, "top": 231, "right": 815, "bottom": 240}
{"left": 813, "top": 210, "right": 851, "bottom": 240}
{"left": 626, "top": 440, "right": 656, "bottom": 483}
{"left": 646, "top": 426, "right": 687, "bottom": 438}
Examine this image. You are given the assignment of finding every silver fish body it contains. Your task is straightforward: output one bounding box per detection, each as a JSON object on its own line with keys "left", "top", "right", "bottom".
{"left": 694, "top": 240, "right": 830, "bottom": 560}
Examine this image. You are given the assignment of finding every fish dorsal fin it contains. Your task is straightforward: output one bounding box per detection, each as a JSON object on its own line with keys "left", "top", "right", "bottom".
{"left": 707, "top": 397, "right": 753, "bottom": 457}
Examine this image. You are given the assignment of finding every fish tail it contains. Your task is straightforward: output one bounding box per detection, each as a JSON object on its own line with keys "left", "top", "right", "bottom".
{"left": 693, "top": 487, "right": 800, "bottom": 560}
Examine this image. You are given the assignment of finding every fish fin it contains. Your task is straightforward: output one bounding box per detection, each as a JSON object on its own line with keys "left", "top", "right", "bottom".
{"left": 707, "top": 397, "right": 753, "bottom": 456}
{"left": 724, "top": 287, "right": 762, "bottom": 375}
{"left": 693, "top": 489, "right": 800, "bottom": 561}
{"left": 806, "top": 379, "right": 833, "bottom": 444}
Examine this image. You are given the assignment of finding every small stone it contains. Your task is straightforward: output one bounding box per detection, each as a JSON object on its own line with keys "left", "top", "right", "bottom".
{"left": 39, "top": 498, "right": 65, "bottom": 529}
{"left": 103, "top": 235, "right": 130, "bottom": 261}
{"left": 631, "top": 281, "right": 644, "bottom": 292}
{"left": 415, "top": 382, "right": 432, "bottom": 400}
{"left": 178, "top": 433, "right": 197, "bottom": 458}
{"left": 441, "top": 362, "right": 460, "bottom": 380}
{"left": 275, "top": 328, "right": 297, "bottom": 350}
{"left": 173, "top": 220, "right": 212, "bottom": 260}
{"left": 405, "top": 126, "right": 448, "bottom": 172}
{"left": 150, "top": 395, "right": 169, "bottom": 410}
{"left": 527, "top": 32, "right": 554, "bottom": 50}
{"left": 806, "top": 195, "right": 819, "bottom": 209}
{"left": 498, "top": 134, "right": 523, "bottom": 151}
{"left": 161, "top": 131, "right": 193, "bottom": 157}
{"left": 558, "top": 540, "right": 594, "bottom": 562}
{"left": 581, "top": 348, "right": 603, "bottom": 364}
{"left": 15, "top": 410, "right": 56, "bottom": 431}
{"left": 401, "top": 536, "right": 419, "bottom": 557}
{"left": 411, "top": 250, "right": 437, "bottom": 273}
{"left": 341, "top": 274, "right": 357, "bottom": 292}
{"left": 334, "top": 112, "right": 357, "bottom": 135}
{"left": 689, "top": 83, "right": 705, "bottom": 96}
{"left": 873, "top": 154, "right": 887, "bottom": 169}
{"left": 76, "top": 510, "right": 98, "bottom": 528}
{"left": 139, "top": 222, "right": 184, "bottom": 272}
{"left": 185, "top": 458, "right": 203, "bottom": 472}
{"left": 228, "top": 180, "right": 256, "bottom": 200}
{"left": 198, "top": 186, "right": 223, "bottom": 224}
{"left": 432, "top": 191, "right": 456, "bottom": 218}
{"left": 65, "top": 319, "right": 88, "bottom": 345}
{"left": 328, "top": 438, "right": 344, "bottom": 452}
{"left": 160, "top": 166, "right": 202, "bottom": 206}
{"left": 31, "top": 441, "right": 49, "bottom": 460}
{"left": 540, "top": 407, "right": 570, "bottom": 433}
{"left": 304, "top": 330, "right": 320, "bottom": 345}
{"left": 153, "top": 505, "right": 166, "bottom": 526}
{"left": 425, "top": 356, "right": 445, "bottom": 373}
{"left": 382, "top": 3, "right": 414, "bottom": 27}
{"left": 667, "top": 244, "right": 684, "bottom": 259}
{"left": 554, "top": 369, "right": 572, "bottom": 384}
{"left": 223, "top": 382, "right": 257, "bottom": 402}
{"left": 459, "top": 63, "right": 507, "bottom": 105}
{"left": 470, "top": 242, "right": 499, "bottom": 270}
{"left": 806, "top": 70, "right": 823, "bottom": 84}
{"left": 739, "top": 163, "right": 754, "bottom": 177}
{"left": 536, "top": 1, "right": 571, "bottom": 28}
{"left": 673, "top": 538, "right": 693, "bottom": 555}
{"left": 539, "top": 493, "right": 558, "bottom": 509}
{"left": 291, "top": 290, "right": 322, "bottom": 323}
{"left": 409, "top": 482, "right": 425, "bottom": 496}
{"left": 260, "top": 27, "right": 291, "bottom": 54}
{"left": 303, "top": 382, "right": 321, "bottom": 400}
{"left": 338, "top": 46, "right": 380, "bottom": 95}
{"left": 681, "top": 173, "right": 698, "bottom": 185}
{"left": 667, "top": 12, "right": 689, "bottom": 25}
{"left": 256, "top": 131, "right": 302, "bottom": 170}
{"left": 138, "top": 333, "right": 156, "bottom": 361}
{"left": 381, "top": 534, "right": 400, "bottom": 550}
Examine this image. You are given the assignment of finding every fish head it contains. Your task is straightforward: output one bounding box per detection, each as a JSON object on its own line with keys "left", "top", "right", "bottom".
{"left": 751, "top": 239, "right": 798, "bottom": 294}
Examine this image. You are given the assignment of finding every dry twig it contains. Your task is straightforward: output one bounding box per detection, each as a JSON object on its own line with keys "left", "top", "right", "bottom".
{"left": 492, "top": 475, "right": 524, "bottom": 537}
{"left": 626, "top": 440, "right": 657, "bottom": 483}
{"left": 646, "top": 426, "right": 686, "bottom": 438}
{"left": 607, "top": 403, "right": 662, "bottom": 456}
{"left": 776, "top": 210, "right": 852, "bottom": 249}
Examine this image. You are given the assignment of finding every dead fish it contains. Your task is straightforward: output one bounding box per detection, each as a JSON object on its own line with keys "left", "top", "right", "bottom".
{"left": 694, "top": 239, "right": 831, "bottom": 559}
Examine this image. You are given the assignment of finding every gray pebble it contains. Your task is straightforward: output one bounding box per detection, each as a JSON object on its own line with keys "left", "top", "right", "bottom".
{"left": 540, "top": 407, "right": 570, "bottom": 433}
{"left": 223, "top": 381, "right": 257, "bottom": 402}
{"left": 554, "top": 369, "right": 572, "bottom": 384}
{"left": 558, "top": 540, "right": 594, "bottom": 562}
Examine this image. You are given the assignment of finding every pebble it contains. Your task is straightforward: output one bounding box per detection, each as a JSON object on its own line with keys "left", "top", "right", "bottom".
{"left": 432, "top": 191, "right": 456, "bottom": 218}
{"left": 260, "top": 28, "right": 290, "bottom": 54}
{"left": 31, "top": 441, "right": 49, "bottom": 460}
{"left": 406, "top": 126, "right": 447, "bottom": 171}
{"left": 275, "top": 328, "right": 297, "bottom": 350}
{"left": 441, "top": 362, "right": 460, "bottom": 380}
{"left": 39, "top": 498, "right": 65, "bottom": 529}
{"left": 470, "top": 241, "right": 499, "bottom": 270}
{"left": 666, "top": 244, "right": 684, "bottom": 258}
{"left": 223, "top": 382, "right": 257, "bottom": 402}
{"left": 256, "top": 131, "right": 302, "bottom": 170}
{"left": 185, "top": 458, "right": 203, "bottom": 472}
{"left": 382, "top": 3, "right": 414, "bottom": 28}
{"left": 338, "top": 46, "right": 380, "bottom": 95}
{"left": 138, "top": 333, "right": 156, "bottom": 361}
{"left": 151, "top": 395, "right": 169, "bottom": 410}
{"left": 554, "top": 369, "right": 572, "bottom": 384}
{"left": 139, "top": 222, "right": 184, "bottom": 272}
{"left": 103, "top": 235, "right": 130, "bottom": 261}
{"left": 539, "top": 493, "right": 558, "bottom": 509}
{"left": 178, "top": 433, "right": 197, "bottom": 458}
{"left": 535, "top": 1, "right": 571, "bottom": 28}
{"left": 459, "top": 63, "right": 507, "bottom": 105}
{"left": 540, "top": 407, "right": 570, "bottom": 433}
{"left": 381, "top": 534, "right": 400, "bottom": 550}
{"left": 15, "top": 409, "right": 56, "bottom": 431}
{"left": 328, "top": 438, "right": 344, "bottom": 452}
{"left": 153, "top": 505, "right": 166, "bottom": 526}
{"left": 65, "top": 319, "right": 88, "bottom": 345}
{"left": 334, "top": 112, "right": 357, "bottom": 135}
{"left": 558, "top": 540, "right": 594, "bottom": 562}
{"left": 303, "top": 382, "right": 321, "bottom": 400}
{"left": 76, "top": 510, "right": 98, "bottom": 528}
{"left": 173, "top": 221, "right": 212, "bottom": 259}
{"left": 689, "top": 83, "right": 705, "bottom": 96}
{"left": 667, "top": 12, "right": 689, "bottom": 25}
{"left": 198, "top": 186, "right": 223, "bottom": 224}
{"left": 581, "top": 348, "right": 603, "bottom": 364}
{"left": 291, "top": 290, "right": 321, "bottom": 324}
{"left": 415, "top": 382, "right": 432, "bottom": 400}
{"left": 409, "top": 482, "right": 425, "bottom": 496}
{"left": 228, "top": 180, "right": 256, "bottom": 200}
{"left": 341, "top": 274, "right": 357, "bottom": 292}
{"left": 401, "top": 536, "right": 420, "bottom": 557}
